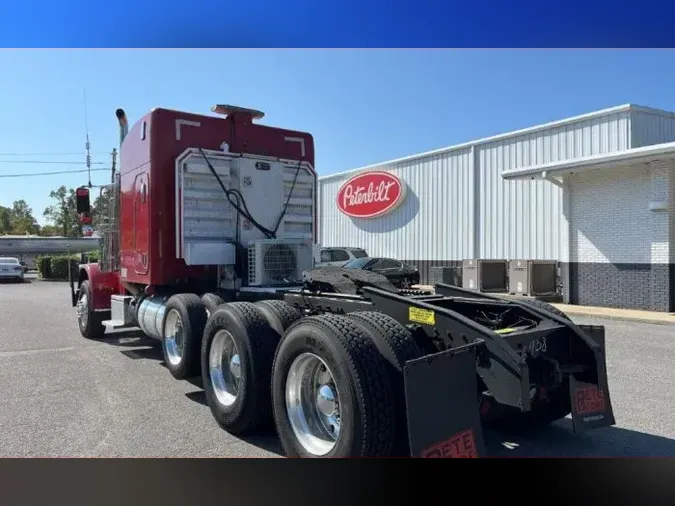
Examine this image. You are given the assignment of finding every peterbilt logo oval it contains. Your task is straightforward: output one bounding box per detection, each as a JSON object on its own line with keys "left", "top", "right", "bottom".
{"left": 336, "top": 171, "right": 406, "bottom": 219}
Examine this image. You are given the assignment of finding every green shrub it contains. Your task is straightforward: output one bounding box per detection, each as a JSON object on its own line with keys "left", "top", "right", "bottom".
{"left": 50, "top": 255, "right": 80, "bottom": 280}
{"left": 37, "top": 256, "right": 52, "bottom": 279}
{"left": 84, "top": 250, "right": 100, "bottom": 263}
{"left": 38, "top": 252, "right": 99, "bottom": 280}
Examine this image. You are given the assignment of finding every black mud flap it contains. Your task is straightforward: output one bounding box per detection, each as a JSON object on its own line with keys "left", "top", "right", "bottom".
{"left": 404, "top": 343, "right": 485, "bottom": 457}
{"left": 569, "top": 325, "right": 616, "bottom": 432}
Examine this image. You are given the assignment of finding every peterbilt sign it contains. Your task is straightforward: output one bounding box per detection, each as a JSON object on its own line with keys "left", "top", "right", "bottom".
{"left": 336, "top": 171, "right": 406, "bottom": 219}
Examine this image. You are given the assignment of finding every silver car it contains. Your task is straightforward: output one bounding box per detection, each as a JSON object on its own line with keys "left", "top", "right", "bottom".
{"left": 0, "top": 257, "right": 25, "bottom": 282}
{"left": 316, "top": 247, "right": 369, "bottom": 267}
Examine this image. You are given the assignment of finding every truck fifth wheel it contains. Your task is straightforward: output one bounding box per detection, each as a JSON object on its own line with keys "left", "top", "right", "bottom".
{"left": 69, "top": 104, "right": 616, "bottom": 458}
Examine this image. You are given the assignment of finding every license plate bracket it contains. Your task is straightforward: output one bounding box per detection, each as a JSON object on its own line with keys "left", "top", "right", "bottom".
{"left": 569, "top": 325, "right": 616, "bottom": 432}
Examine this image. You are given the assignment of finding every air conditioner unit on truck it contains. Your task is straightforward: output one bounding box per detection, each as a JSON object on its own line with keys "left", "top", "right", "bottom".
{"left": 68, "top": 104, "right": 616, "bottom": 458}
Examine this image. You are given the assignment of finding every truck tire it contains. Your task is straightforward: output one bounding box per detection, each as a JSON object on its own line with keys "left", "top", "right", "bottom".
{"left": 201, "top": 293, "right": 225, "bottom": 318}
{"left": 254, "top": 300, "right": 304, "bottom": 335}
{"left": 162, "top": 294, "right": 208, "bottom": 380}
{"left": 346, "top": 311, "right": 422, "bottom": 456}
{"left": 76, "top": 280, "right": 107, "bottom": 339}
{"left": 201, "top": 302, "right": 280, "bottom": 434}
{"left": 271, "top": 314, "right": 396, "bottom": 458}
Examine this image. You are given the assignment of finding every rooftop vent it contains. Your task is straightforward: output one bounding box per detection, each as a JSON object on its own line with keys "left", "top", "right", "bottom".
{"left": 212, "top": 104, "right": 265, "bottom": 121}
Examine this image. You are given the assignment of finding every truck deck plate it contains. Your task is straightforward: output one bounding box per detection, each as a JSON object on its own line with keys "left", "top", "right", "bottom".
{"left": 102, "top": 320, "right": 138, "bottom": 330}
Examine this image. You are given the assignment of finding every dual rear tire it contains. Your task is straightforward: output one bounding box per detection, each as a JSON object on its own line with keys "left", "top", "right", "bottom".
{"left": 160, "top": 292, "right": 227, "bottom": 380}
{"left": 200, "top": 301, "right": 421, "bottom": 457}
{"left": 200, "top": 302, "right": 282, "bottom": 434}
{"left": 162, "top": 294, "right": 209, "bottom": 380}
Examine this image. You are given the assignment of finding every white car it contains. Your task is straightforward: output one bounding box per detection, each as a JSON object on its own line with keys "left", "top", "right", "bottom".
{"left": 0, "top": 257, "right": 25, "bottom": 282}
{"left": 316, "top": 247, "right": 369, "bottom": 268}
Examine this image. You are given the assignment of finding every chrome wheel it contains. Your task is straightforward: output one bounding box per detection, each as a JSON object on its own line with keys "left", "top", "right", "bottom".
{"left": 76, "top": 291, "right": 89, "bottom": 329}
{"left": 286, "top": 353, "right": 341, "bottom": 456}
{"left": 209, "top": 330, "right": 241, "bottom": 407}
{"left": 164, "top": 309, "right": 185, "bottom": 366}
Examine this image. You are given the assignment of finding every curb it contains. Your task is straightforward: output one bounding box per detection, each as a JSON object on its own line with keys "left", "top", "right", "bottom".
{"left": 412, "top": 287, "right": 675, "bottom": 326}
{"left": 551, "top": 307, "right": 675, "bottom": 326}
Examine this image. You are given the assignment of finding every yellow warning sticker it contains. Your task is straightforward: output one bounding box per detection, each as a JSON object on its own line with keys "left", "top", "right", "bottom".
{"left": 495, "top": 327, "right": 517, "bottom": 334}
{"left": 409, "top": 306, "right": 435, "bottom": 325}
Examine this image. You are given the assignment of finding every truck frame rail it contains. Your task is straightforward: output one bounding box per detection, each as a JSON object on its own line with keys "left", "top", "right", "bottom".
{"left": 282, "top": 281, "right": 615, "bottom": 456}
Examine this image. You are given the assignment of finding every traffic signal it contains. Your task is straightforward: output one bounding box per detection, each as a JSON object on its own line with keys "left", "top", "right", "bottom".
{"left": 76, "top": 187, "right": 90, "bottom": 214}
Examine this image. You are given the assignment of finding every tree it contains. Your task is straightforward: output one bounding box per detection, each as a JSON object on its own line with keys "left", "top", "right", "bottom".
{"left": 91, "top": 187, "right": 112, "bottom": 230}
{"left": 0, "top": 205, "right": 11, "bottom": 234}
{"left": 0, "top": 200, "right": 40, "bottom": 235}
{"left": 43, "top": 186, "right": 81, "bottom": 238}
{"left": 39, "top": 224, "right": 61, "bottom": 237}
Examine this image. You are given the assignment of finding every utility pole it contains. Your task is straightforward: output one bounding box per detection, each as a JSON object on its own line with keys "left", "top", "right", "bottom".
{"left": 83, "top": 89, "right": 92, "bottom": 187}
{"left": 111, "top": 148, "right": 117, "bottom": 184}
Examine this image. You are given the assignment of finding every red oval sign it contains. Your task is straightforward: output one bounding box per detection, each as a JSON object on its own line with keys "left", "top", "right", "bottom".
{"left": 336, "top": 171, "right": 406, "bottom": 219}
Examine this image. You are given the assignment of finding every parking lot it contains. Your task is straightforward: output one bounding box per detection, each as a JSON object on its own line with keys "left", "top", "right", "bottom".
{"left": 1, "top": 275, "right": 674, "bottom": 457}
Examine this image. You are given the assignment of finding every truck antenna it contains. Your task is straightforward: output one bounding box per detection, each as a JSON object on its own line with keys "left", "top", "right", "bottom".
{"left": 83, "top": 89, "right": 92, "bottom": 188}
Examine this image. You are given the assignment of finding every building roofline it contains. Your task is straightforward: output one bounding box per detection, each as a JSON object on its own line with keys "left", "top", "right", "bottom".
{"left": 501, "top": 139, "right": 675, "bottom": 181}
{"left": 319, "top": 103, "right": 675, "bottom": 183}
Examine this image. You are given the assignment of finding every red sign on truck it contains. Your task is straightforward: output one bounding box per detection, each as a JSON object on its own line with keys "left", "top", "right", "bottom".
{"left": 336, "top": 171, "right": 406, "bottom": 219}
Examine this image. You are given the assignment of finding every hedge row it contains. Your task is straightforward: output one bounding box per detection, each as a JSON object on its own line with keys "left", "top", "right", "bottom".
{"left": 37, "top": 251, "right": 100, "bottom": 280}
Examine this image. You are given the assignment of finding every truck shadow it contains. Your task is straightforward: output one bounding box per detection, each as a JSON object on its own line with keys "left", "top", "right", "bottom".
{"left": 180, "top": 392, "right": 675, "bottom": 458}
{"left": 99, "top": 331, "right": 285, "bottom": 453}
{"left": 484, "top": 419, "right": 675, "bottom": 457}
{"left": 102, "top": 331, "right": 285, "bottom": 453}
{"left": 100, "top": 330, "right": 165, "bottom": 362}
{"left": 177, "top": 411, "right": 675, "bottom": 458}
{"left": 102, "top": 331, "right": 675, "bottom": 458}
{"left": 183, "top": 379, "right": 284, "bottom": 455}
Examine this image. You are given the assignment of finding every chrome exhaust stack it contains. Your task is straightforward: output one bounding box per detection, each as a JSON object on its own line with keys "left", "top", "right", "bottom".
{"left": 116, "top": 108, "right": 129, "bottom": 150}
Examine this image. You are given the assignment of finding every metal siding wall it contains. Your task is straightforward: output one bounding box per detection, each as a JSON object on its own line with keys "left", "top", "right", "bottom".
{"left": 319, "top": 109, "right": 632, "bottom": 266}
{"left": 320, "top": 149, "right": 474, "bottom": 261}
{"left": 631, "top": 110, "right": 675, "bottom": 147}
{"left": 478, "top": 111, "right": 631, "bottom": 260}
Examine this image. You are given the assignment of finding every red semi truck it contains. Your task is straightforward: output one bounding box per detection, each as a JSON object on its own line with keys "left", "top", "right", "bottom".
{"left": 69, "top": 104, "right": 616, "bottom": 458}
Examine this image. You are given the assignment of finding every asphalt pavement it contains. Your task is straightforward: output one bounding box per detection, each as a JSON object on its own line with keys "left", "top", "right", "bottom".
{"left": 0, "top": 275, "right": 674, "bottom": 457}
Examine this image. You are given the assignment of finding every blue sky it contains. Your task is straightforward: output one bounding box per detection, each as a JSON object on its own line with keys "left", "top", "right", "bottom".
{"left": 2, "top": 49, "right": 675, "bottom": 225}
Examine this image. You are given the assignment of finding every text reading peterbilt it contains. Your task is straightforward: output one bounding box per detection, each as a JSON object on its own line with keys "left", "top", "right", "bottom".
{"left": 69, "top": 104, "right": 616, "bottom": 458}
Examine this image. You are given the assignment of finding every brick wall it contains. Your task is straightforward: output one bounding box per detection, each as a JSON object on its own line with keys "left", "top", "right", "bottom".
{"left": 566, "top": 163, "right": 673, "bottom": 311}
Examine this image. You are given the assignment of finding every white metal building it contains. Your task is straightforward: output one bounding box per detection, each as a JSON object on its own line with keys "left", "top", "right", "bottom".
{"left": 318, "top": 104, "right": 675, "bottom": 311}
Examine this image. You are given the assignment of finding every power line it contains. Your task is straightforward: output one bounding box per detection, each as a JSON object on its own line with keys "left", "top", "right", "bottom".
{"left": 0, "top": 160, "right": 107, "bottom": 165}
{"left": 0, "top": 168, "right": 110, "bottom": 178}
{"left": 0, "top": 152, "right": 109, "bottom": 157}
